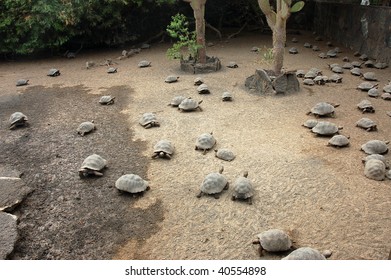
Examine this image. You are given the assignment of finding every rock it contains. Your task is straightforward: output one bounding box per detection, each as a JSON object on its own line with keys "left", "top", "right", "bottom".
{"left": 180, "top": 56, "right": 221, "bottom": 74}
{"left": 0, "top": 212, "right": 18, "bottom": 259}
{"left": 0, "top": 178, "right": 33, "bottom": 212}
{"left": 245, "top": 69, "right": 300, "bottom": 95}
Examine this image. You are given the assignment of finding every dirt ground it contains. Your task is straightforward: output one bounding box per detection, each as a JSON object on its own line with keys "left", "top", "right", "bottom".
{"left": 0, "top": 31, "right": 390, "bottom": 260}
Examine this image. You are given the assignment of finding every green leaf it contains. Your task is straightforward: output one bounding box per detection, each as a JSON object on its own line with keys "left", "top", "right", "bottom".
{"left": 290, "top": 1, "right": 305, "bottom": 13}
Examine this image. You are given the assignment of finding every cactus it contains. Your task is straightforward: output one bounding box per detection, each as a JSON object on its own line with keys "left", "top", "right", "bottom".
{"left": 257, "top": 0, "right": 305, "bottom": 75}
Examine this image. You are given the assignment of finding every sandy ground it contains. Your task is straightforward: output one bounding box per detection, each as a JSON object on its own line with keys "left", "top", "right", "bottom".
{"left": 1, "top": 31, "right": 390, "bottom": 260}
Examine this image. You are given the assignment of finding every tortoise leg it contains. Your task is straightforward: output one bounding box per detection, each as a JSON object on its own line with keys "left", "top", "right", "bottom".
{"left": 195, "top": 146, "right": 198, "bottom": 151}
{"left": 247, "top": 197, "right": 253, "bottom": 205}
{"left": 92, "top": 170, "right": 104, "bottom": 176}
{"left": 151, "top": 152, "right": 159, "bottom": 159}
{"left": 196, "top": 191, "right": 203, "bottom": 198}
{"left": 202, "top": 149, "right": 207, "bottom": 155}
{"left": 213, "top": 193, "right": 220, "bottom": 199}
{"left": 164, "top": 153, "right": 171, "bottom": 160}
{"left": 231, "top": 195, "right": 236, "bottom": 201}
{"left": 198, "top": 106, "right": 203, "bottom": 111}
{"left": 224, "top": 182, "right": 229, "bottom": 190}
{"left": 144, "top": 123, "right": 152, "bottom": 129}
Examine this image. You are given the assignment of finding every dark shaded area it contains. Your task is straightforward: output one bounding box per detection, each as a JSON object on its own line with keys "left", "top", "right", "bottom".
{"left": 314, "top": 3, "right": 391, "bottom": 62}
{"left": 0, "top": 85, "right": 164, "bottom": 259}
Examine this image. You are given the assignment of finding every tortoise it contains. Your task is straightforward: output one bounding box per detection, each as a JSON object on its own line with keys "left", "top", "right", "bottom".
{"left": 214, "top": 148, "right": 235, "bottom": 161}
{"left": 291, "top": 37, "right": 298, "bottom": 43}
{"left": 331, "top": 66, "right": 343, "bottom": 74}
{"left": 194, "top": 77, "right": 204, "bottom": 86}
{"left": 304, "top": 71, "right": 317, "bottom": 79}
{"left": 77, "top": 121, "right": 96, "bottom": 136}
{"left": 364, "top": 159, "right": 386, "bottom": 181}
{"left": 16, "top": 79, "right": 29, "bottom": 86}
{"left": 78, "top": 154, "right": 107, "bottom": 178}
{"left": 342, "top": 62, "right": 353, "bottom": 69}
{"left": 364, "top": 60, "right": 375, "bottom": 68}
{"left": 383, "top": 82, "right": 391, "bottom": 93}
{"left": 195, "top": 132, "right": 216, "bottom": 154}
{"left": 311, "top": 121, "right": 340, "bottom": 136}
{"left": 314, "top": 76, "right": 325, "bottom": 85}
{"left": 140, "top": 43, "right": 150, "bottom": 49}
{"left": 342, "top": 56, "right": 350, "bottom": 62}
{"left": 165, "top": 75, "right": 179, "bottom": 83}
{"left": 327, "top": 135, "right": 350, "bottom": 148}
{"left": 138, "top": 60, "right": 151, "bottom": 68}
{"left": 296, "top": 70, "right": 305, "bottom": 78}
{"left": 353, "top": 51, "right": 361, "bottom": 57}
{"left": 359, "top": 54, "right": 369, "bottom": 61}
{"left": 227, "top": 61, "right": 238, "bottom": 68}
{"left": 361, "top": 140, "right": 389, "bottom": 155}
{"left": 314, "top": 36, "right": 323, "bottom": 41}
{"left": 330, "top": 74, "right": 342, "bottom": 83}
{"left": 303, "top": 42, "right": 312, "bottom": 48}
{"left": 232, "top": 171, "right": 254, "bottom": 205}
{"left": 9, "top": 112, "right": 28, "bottom": 129}
{"left": 197, "top": 83, "right": 210, "bottom": 94}
{"left": 307, "top": 102, "right": 336, "bottom": 118}
{"left": 374, "top": 62, "right": 388, "bottom": 69}
{"left": 318, "top": 52, "right": 327, "bottom": 59}
{"left": 252, "top": 229, "right": 293, "bottom": 256}
{"left": 99, "top": 95, "right": 115, "bottom": 105}
{"left": 309, "top": 68, "right": 322, "bottom": 75}
{"left": 47, "top": 68, "right": 60, "bottom": 77}
{"left": 321, "top": 76, "right": 330, "bottom": 83}
{"left": 333, "top": 47, "right": 341, "bottom": 53}
{"left": 282, "top": 247, "right": 326, "bottom": 260}
{"left": 288, "top": 47, "right": 298, "bottom": 54}
{"left": 357, "top": 99, "right": 375, "bottom": 113}
{"left": 168, "top": 95, "right": 186, "bottom": 107}
{"left": 351, "top": 61, "right": 363, "bottom": 68}
{"left": 107, "top": 67, "right": 117, "bottom": 74}
{"left": 381, "top": 92, "right": 391, "bottom": 100}
{"left": 302, "top": 119, "right": 319, "bottom": 129}
{"left": 197, "top": 166, "right": 229, "bottom": 199}
{"left": 178, "top": 98, "right": 203, "bottom": 112}
{"left": 139, "top": 112, "right": 160, "bottom": 129}
{"left": 362, "top": 154, "right": 388, "bottom": 167}
{"left": 350, "top": 67, "right": 362, "bottom": 76}
{"left": 222, "top": 92, "right": 233, "bottom": 101}
{"left": 356, "top": 118, "right": 377, "bottom": 131}
{"left": 328, "top": 63, "right": 340, "bottom": 70}
{"left": 312, "top": 45, "right": 320, "bottom": 51}
{"left": 357, "top": 82, "right": 377, "bottom": 91}
{"left": 152, "top": 139, "right": 174, "bottom": 159}
{"left": 362, "top": 72, "right": 377, "bottom": 81}
{"left": 367, "top": 88, "right": 380, "bottom": 98}
{"left": 115, "top": 174, "right": 150, "bottom": 195}
{"left": 303, "top": 79, "right": 315, "bottom": 86}
{"left": 251, "top": 46, "right": 260, "bottom": 52}
{"left": 326, "top": 49, "right": 337, "bottom": 58}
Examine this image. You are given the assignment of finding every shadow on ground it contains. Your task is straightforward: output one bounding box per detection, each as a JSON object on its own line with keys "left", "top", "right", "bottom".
{"left": 0, "top": 85, "right": 163, "bottom": 259}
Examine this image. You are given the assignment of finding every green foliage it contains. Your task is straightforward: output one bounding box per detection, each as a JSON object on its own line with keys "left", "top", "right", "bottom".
{"left": 290, "top": 1, "right": 305, "bottom": 13}
{"left": 0, "top": 0, "right": 178, "bottom": 55}
{"left": 260, "top": 46, "right": 274, "bottom": 63}
{"left": 166, "top": 13, "right": 202, "bottom": 60}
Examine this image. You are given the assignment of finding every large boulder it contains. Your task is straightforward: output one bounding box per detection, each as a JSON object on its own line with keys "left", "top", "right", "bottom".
{"left": 245, "top": 69, "right": 300, "bottom": 95}
{"left": 180, "top": 56, "right": 221, "bottom": 74}
{"left": 0, "top": 212, "right": 18, "bottom": 259}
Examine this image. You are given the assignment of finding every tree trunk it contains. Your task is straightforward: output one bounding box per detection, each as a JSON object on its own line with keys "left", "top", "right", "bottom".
{"left": 272, "top": 17, "right": 286, "bottom": 75}
{"left": 188, "top": 0, "right": 207, "bottom": 64}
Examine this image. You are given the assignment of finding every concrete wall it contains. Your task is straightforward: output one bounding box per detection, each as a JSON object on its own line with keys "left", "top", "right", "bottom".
{"left": 313, "top": 2, "right": 391, "bottom": 63}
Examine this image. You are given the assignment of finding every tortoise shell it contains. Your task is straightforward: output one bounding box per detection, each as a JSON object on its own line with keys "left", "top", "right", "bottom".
{"left": 364, "top": 159, "right": 386, "bottom": 181}
{"left": 256, "top": 229, "right": 292, "bottom": 253}
{"left": 282, "top": 247, "right": 326, "bottom": 260}
{"left": 115, "top": 174, "right": 149, "bottom": 193}
{"left": 361, "top": 140, "right": 389, "bottom": 155}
